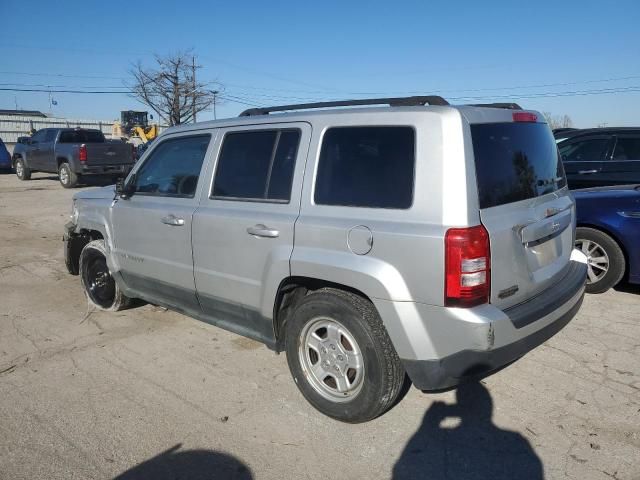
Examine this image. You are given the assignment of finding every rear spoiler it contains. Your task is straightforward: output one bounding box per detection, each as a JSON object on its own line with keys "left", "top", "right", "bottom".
{"left": 468, "top": 103, "right": 523, "bottom": 110}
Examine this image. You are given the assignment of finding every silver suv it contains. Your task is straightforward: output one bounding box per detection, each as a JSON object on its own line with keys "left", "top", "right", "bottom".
{"left": 64, "top": 97, "right": 587, "bottom": 423}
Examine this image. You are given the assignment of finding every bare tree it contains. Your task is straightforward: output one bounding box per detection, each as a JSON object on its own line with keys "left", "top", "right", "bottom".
{"left": 543, "top": 112, "right": 574, "bottom": 130}
{"left": 129, "top": 51, "right": 218, "bottom": 125}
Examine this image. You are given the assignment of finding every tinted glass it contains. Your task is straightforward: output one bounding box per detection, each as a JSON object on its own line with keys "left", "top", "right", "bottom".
{"left": 30, "top": 130, "right": 46, "bottom": 142}
{"left": 134, "top": 135, "right": 210, "bottom": 198}
{"left": 471, "top": 123, "right": 566, "bottom": 209}
{"left": 558, "top": 137, "right": 609, "bottom": 162}
{"left": 213, "top": 131, "right": 276, "bottom": 199}
{"left": 59, "top": 130, "right": 105, "bottom": 143}
{"left": 44, "top": 130, "right": 57, "bottom": 142}
{"left": 315, "top": 127, "right": 415, "bottom": 209}
{"left": 213, "top": 129, "right": 299, "bottom": 201}
{"left": 267, "top": 130, "right": 301, "bottom": 200}
{"left": 612, "top": 136, "right": 640, "bottom": 160}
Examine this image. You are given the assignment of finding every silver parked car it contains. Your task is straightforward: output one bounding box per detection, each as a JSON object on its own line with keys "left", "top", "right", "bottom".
{"left": 64, "top": 97, "right": 587, "bottom": 423}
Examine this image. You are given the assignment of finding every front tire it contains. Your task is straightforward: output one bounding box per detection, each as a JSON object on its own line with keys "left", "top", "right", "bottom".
{"left": 575, "top": 227, "right": 625, "bottom": 294}
{"left": 79, "top": 240, "right": 133, "bottom": 311}
{"left": 59, "top": 162, "right": 78, "bottom": 188}
{"left": 15, "top": 157, "right": 31, "bottom": 180}
{"left": 285, "top": 288, "right": 405, "bottom": 423}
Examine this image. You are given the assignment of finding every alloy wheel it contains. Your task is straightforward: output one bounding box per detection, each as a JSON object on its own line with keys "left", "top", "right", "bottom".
{"left": 575, "top": 238, "right": 610, "bottom": 284}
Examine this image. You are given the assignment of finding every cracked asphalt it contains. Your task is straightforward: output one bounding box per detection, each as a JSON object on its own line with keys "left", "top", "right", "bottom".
{"left": 0, "top": 172, "right": 639, "bottom": 479}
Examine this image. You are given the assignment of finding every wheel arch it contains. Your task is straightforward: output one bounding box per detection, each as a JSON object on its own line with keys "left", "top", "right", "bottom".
{"left": 57, "top": 156, "right": 73, "bottom": 168}
{"left": 271, "top": 276, "right": 376, "bottom": 352}
{"left": 65, "top": 228, "right": 105, "bottom": 275}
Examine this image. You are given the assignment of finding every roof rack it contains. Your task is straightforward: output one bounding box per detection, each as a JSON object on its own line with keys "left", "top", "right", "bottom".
{"left": 239, "top": 95, "right": 449, "bottom": 116}
{"left": 468, "top": 103, "right": 523, "bottom": 110}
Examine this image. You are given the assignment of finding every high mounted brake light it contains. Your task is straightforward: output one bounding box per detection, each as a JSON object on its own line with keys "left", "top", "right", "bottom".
{"left": 445, "top": 225, "right": 490, "bottom": 308}
{"left": 512, "top": 112, "right": 538, "bottom": 122}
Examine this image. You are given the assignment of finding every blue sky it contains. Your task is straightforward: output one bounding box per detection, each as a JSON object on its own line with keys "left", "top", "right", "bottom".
{"left": 1, "top": 0, "right": 639, "bottom": 127}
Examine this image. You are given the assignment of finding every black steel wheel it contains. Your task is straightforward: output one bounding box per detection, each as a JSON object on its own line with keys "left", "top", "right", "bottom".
{"left": 79, "top": 240, "right": 133, "bottom": 311}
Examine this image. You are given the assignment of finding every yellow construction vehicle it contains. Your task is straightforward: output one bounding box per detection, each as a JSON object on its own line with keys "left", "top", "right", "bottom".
{"left": 112, "top": 111, "right": 158, "bottom": 146}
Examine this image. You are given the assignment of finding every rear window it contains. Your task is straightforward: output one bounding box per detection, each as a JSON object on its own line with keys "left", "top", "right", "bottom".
{"left": 59, "top": 130, "right": 105, "bottom": 143}
{"left": 471, "top": 123, "right": 566, "bottom": 209}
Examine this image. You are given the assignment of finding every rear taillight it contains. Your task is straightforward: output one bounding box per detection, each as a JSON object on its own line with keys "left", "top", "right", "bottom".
{"left": 512, "top": 112, "right": 538, "bottom": 122}
{"left": 445, "top": 225, "right": 490, "bottom": 308}
{"left": 79, "top": 144, "right": 87, "bottom": 164}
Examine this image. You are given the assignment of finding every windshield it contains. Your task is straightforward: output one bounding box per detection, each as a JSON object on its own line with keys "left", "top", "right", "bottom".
{"left": 471, "top": 122, "right": 566, "bottom": 209}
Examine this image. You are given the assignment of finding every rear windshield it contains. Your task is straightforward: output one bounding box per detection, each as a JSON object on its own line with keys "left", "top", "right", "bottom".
{"left": 471, "top": 123, "right": 566, "bottom": 209}
{"left": 59, "top": 130, "right": 105, "bottom": 143}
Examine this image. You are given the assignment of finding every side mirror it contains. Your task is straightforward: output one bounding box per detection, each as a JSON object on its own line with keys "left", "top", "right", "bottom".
{"left": 115, "top": 174, "right": 136, "bottom": 198}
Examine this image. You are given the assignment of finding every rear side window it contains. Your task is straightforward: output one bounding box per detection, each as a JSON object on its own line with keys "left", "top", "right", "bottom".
{"left": 471, "top": 123, "right": 567, "bottom": 209}
{"left": 558, "top": 137, "right": 609, "bottom": 162}
{"left": 59, "top": 130, "right": 105, "bottom": 143}
{"left": 612, "top": 136, "right": 640, "bottom": 160}
{"left": 212, "top": 129, "right": 300, "bottom": 202}
{"left": 315, "top": 126, "right": 415, "bottom": 209}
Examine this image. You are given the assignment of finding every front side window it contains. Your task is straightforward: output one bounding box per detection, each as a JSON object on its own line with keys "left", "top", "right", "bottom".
{"left": 30, "top": 130, "right": 46, "bottom": 143}
{"left": 44, "top": 130, "right": 57, "bottom": 142}
{"left": 559, "top": 137, "right": 610, "bottom": 162}
{"left": 212, "top": 129, "right": 300, "bottom": 202}
{"left": 612, "top": 136, "right": 640, "bottom": 161}
{"left": 314, "top": 126, "right": 415, "bottom": 209}
{"left": 133, "top": 135, "right": 211, "bottom": 198}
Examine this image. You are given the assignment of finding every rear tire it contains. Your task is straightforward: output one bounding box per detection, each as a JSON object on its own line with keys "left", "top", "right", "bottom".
{"left": 15, "top": 157, "right": 31, "bottom": 180}
{"left": 575, "top": 227, "right": 625, "bottom": 294}
{"left": 79, "top": 239, "right": 133, "bottom": 311}
{"left": 59, "top": 162, "right": 78, "bottom": 188}
{"left": 285, "top": 288, "right": 405, "bottom": 423}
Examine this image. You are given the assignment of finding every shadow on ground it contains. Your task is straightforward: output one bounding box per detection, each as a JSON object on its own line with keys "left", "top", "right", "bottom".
{"left": 393, "top": 382, "right": 543, "bottom": 479}
{"left": 614, "top": 280, "right": 640, "bottom": 295}
{"left": 113, "top": 444, "right": 253, "bottom": 480}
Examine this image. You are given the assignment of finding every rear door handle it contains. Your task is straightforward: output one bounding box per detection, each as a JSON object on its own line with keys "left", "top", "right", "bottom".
{"left": 578, "top": 169, "right": 598, "bottom": 174}
{"left": 247, "top": 224, "right": 279, "bottom": 238}
{"left": 161, "top": 214, "right": 185, "bottom": 226}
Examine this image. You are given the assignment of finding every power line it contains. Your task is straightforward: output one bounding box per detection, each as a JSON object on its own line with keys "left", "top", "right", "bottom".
{"left": 0, "top": 70, "right": 127, "bottom": 80}
{"left": 213, "top": 73, "right": 640, "bottom": 97}
{"left": 2, "top": 85, "right": 640, "bottom": 106}
{"left": 0, "top": 87, "right": 130, "bottom": 94}
{"left": 0, "top": 82, "right": 129, "bottom": 89}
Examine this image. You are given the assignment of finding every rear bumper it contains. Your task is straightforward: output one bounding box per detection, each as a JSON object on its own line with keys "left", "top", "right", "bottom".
{"left": 403, "top": 293, "right": 583, "bottom": 390}
{"left": 80, "top": 164, "right": 132, "bottom": 176}
{"left": 373, "top": 255, "right": 587, "bottom": 391}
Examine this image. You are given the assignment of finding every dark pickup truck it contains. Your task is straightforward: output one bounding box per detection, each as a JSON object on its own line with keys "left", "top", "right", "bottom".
{"left": 12, "top": 128, "right": 135, "bottom": 188}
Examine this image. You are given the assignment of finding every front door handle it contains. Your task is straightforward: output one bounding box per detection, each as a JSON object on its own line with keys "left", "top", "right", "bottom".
{"left": 161, "top": 214, "right": 185, "bottom": 226}
{"left": 578, "top": 169, "right": 598, "bottom": 174}
{"left": 247, "top": 224, "right": 279, "bottom": 238}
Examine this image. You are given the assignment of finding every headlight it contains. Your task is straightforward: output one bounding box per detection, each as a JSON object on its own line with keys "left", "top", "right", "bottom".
{"left": 70, "top": 200, "right": 79, "bottom": 224}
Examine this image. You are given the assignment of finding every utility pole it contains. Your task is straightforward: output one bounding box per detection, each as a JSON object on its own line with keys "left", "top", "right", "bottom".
{"left": 212, "top": 90, "right": 219, "bottom": 119}
{"left": 192, "top": 56, "right": 197, "bottom": 123}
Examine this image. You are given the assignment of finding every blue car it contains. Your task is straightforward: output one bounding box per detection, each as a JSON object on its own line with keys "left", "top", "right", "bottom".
{"left": 573, "top": 184, "right": 640, "bottom": 293}
{"left": 0, "top": 137, "right": 11, "bottom": 170}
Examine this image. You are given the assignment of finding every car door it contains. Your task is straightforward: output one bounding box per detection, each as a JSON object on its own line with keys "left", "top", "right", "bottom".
{"left": 26, "top": 130, "right": 47, "bottom": 169}
{"left": 191, "top": 123, "right": 310, "bottom": 344}
{"left": 602, "top": 134, "right": 640, "bottom": 185}
{"left": 110, "top": 132, "right": 214, "bottom": 313}
{"left": 39, "top": 129, "right": 58, "bottom": 172}
{"left": 559, "top": 134, "right": 613, "bottom": 189}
